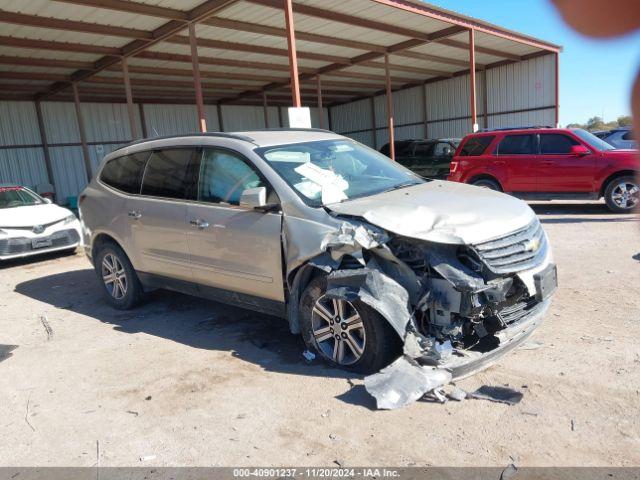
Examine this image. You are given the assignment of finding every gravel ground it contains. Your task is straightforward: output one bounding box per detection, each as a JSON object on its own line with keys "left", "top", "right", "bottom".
{"left": 1, "top": 201, "right": 638, "bottom": 467}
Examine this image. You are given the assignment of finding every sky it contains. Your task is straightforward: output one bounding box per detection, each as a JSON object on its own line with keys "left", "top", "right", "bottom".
{"left": 425, "top": 0, "right": 640, "bottom": 126}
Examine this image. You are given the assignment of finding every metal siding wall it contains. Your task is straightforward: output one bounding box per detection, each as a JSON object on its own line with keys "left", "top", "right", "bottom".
{"left": 487, "top": 55, "right": 554, "bottom": 114}
{"left": 0, "top": 148, "right": 48, "bottom": 190}
{"left": 0, "top": 101, "right": 49, "bottom": 191}
{"left": 142, "top": 104, "right": 200, "bottom": 136}
{"left": 344, "top": 130, "right": 374, "bottom": 147}
{"left": 42, "top": 102, "right": 80, "bottom": 143}
{"left": 331, "top": 98, "right": 371, "bottom": 133}
{"left": 489, "top": 108, "right": 555, "bottom": 129}
{"left": 49, "top": 146, "right": 87, "bottom": 202}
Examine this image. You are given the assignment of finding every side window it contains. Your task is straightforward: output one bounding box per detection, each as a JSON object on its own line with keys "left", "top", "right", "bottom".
{"left": 622, "top": 131, "right": 634, "bottom": 141}
{"left": 433, "top": 142, "right": 452, "bottom": 156}
{"left": 496, "top": 135, "right": 535, "bottom": 155}
{"left": 459, "top": 136, "right": 495, "bottom": 156}
{"left": 140, "top": 148, "right": 199, "bottom": 200}
{"left": 199, "top": 148, "right": 265, "bottom": 205}
{"left": 414, "top": 143, "right": 434, "bottom": 157}
{"left": 100, "top": 152, "right": 149, "bottom": 194}
{"left": 539, "top": 134, "right": 579, "bottom": 154}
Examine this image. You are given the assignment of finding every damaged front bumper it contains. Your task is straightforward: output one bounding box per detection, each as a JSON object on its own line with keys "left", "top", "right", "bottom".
{"left": 440, "top": 297, "right": 550, "bottom": 379}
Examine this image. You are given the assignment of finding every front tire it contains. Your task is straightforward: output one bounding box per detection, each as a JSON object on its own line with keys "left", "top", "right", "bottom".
{"left": 471, "top": 178, "right": 501, "bottom": 191}
{"left": 604, "top": 175, "right": 639, "bottom": 213}
{"left": 94, "top": 242, "right": 142, "bottom": 310}
{"left": 299, "top": 275, "right": 400, "bottom": 374}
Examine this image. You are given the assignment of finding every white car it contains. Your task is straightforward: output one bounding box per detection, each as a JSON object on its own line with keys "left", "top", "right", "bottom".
{"left": 0, "top": 184, "right": 82, "bottom": 261}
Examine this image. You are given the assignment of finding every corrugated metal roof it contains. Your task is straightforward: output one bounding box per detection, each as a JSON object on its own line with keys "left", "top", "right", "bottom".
{"left": 0, "top": 0, "right": 560, "bottom": 107}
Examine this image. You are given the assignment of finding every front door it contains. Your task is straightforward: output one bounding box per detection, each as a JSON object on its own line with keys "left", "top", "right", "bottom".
{"left": 186, "top": 147, "right": 284, "bottom": 303}
{"left": 128, "top": 147, "right": 199, "bottom": 281}
{"left": 537, "top": 133, "right": 596, "bottom": 192}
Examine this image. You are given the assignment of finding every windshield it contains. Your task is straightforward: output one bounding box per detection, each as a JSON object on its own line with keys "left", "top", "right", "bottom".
{"left": 0, "top": 186, "right": 44, "bottom": 209}
{"left": 571, "top": 128, "right": 616, "bottom": 151}
{"left": 256, "top": 139, "right": 424, "bottom": 206}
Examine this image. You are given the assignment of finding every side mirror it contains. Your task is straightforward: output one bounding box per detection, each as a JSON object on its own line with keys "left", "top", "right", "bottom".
{"left": 240, "top": 186, "right": 267, "bottom": 209}
{"left": 570, "top": 144, "right": 590, "bottom": 156}
{"left": 44, "top": 198, "right": 52, "bottom": 204}
{"left": 443, "top": 147, "right": 453, "bottom": 156}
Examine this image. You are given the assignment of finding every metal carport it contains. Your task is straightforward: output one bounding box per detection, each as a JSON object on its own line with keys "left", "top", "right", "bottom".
{"left": 0, "top": 0, "right": 561, "bottom": 202}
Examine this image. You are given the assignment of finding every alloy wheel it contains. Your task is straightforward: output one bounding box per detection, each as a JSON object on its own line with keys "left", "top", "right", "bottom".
{"left": 101, "top": 253, "right": 128, "bottom": 300}
{"left": 311, "top": 295, "right": 366, "bottom": 365}
{"left": 611, "top": 181, "right": 639, "bottom": 210}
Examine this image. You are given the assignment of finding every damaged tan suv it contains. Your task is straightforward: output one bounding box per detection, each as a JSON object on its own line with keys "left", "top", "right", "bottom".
{"left": 80, "top": 130, "right": 556, "bottom": 389}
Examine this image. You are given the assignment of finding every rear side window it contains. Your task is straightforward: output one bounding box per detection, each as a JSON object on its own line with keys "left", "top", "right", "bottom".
{"left": 622, "top": 131, "right": 634, "bottom": 140}
{"left": 539, "top": 134, "right": 579, "bottom": 154}
{"left": 141, "top": 148, "right": 200, "bottom": 200}
{"left": 459, "top": 136, "right": 494, "bottom": 156}
{"left": 496, "top": 134, "right": 535, "bottom": 155}
{"left": 414, "top": 143, "right": 434, "bottom": 157}
{"left": 100, "top": 152, "right": 149, "bottom": 194}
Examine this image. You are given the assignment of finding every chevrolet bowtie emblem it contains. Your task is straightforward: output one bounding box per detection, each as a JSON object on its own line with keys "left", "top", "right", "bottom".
{"left": 523, "top": 237, "right": 540, "bottom": 252}
{"left": 32, "top": 225, "right": 45, "bottom": 234}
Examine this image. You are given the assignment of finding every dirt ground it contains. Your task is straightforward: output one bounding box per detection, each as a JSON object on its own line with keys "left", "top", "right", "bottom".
{"left": 1, "top": 201, "right": 639, "bottom": 467}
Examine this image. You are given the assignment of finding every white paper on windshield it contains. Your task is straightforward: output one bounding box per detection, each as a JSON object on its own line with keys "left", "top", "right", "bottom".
{"left": 294, "top": 180, "right": 322, "bottom": 199}
{"left": 294, "top": 162, "right": 348, "bottom": 204}
{"left": 265, "top": 151, "right": 310, "bottom": 163}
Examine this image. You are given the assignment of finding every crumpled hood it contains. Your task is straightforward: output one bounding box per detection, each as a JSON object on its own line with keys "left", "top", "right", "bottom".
{"left": 327, "top": 180, "right": 536, "bottom": 245}
{"left": 0, "top": 204, "right": 73, "bottom": 228}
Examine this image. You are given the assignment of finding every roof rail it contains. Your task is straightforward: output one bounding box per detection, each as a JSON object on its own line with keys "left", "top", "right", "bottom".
{"left": 117, "top": 132, "right": 257, "bottom": 150}
{"left": 480, "top": 125, "right": 554, "bottom": 132}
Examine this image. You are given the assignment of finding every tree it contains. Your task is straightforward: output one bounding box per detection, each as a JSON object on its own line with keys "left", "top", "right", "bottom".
{"left": 617, "top": 115, "right": 633, "bottom": 127}
{"left": 586, "top": 116, "right": 607, "bottom": 131}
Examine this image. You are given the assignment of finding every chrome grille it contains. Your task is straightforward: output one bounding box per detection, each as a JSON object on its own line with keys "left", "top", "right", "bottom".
{"left": 473, "top": 219, "right": 546, "bottom": 274}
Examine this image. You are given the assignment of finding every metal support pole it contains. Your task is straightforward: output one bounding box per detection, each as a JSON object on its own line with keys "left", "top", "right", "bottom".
{"left": 34, "top": 100, "right": 56, "bottom": 190}
{"left": 421, "top": 84, "right": 428, "bottom": 138}
{"left": 138, "top": 103, "right": 148, "bottom": 137}
{"left": 469, "top": 28, "right": 478, "bottom": 132}
{"left": 121, "top": 57, "right": 139, "bottom": 139}
{"left": 316, "top": 75, "right": 324, "bottom": 129}
{"left": 384, "top": 53, "right": 395, "bottom": 161}
{"left": 370, "top": 96, "right": 377, "bottom": 149}
{"left": 262, "top": 91, "right": 269, "bottom": 128}
{"left": 278, "top": 106, "right": 284, "bottom": 127}
{"left": 216, "top": 103, "right": 224, "bottom": 131}
{"left": 554, "top": 52, "right": 560, "bottom": 127}
{"left": 72, "top": 83, "right": 93, "bottom": 183}
{"left": 189, "top": 23, "right": 207, "bottom": 133}
{"left": 284, "top": 0, "right": 301, "bottom": 107}
{"left": 482, "top": 68, "right": 489, "bottom": 129}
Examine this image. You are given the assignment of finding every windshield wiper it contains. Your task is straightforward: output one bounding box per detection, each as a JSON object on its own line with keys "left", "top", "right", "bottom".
{"left": 378, "top": 180, "right": 421, "bottom": 194}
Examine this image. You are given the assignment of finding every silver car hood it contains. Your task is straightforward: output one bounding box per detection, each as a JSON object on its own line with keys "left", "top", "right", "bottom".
{"left": 327, "top": 180, "right": 537, "bottom": 245}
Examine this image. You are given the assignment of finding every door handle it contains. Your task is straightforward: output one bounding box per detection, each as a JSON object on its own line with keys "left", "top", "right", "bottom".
{"left": 493, "top": 160, "right": 506, "bottom": 166}
{"left": 541, "top": 161, "right": 555, "bottom": 166}
{"left": 190, "top": 219, "right": 210, "bottom": 229}
{"left": 128, "top": 210, "right": 142, "bottom": 219}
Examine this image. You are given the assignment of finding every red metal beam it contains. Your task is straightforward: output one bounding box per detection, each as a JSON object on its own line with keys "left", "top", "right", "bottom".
{"left": 0, "top": 35, "right": 120, "bottom": 55}
{"left": 385, "top": 54, "right": 395, "bottom": 161}
{"left": 262, "top": 91, "right": 269, "bottom": 128}
{"left": 34, "top": 101, "right": 56, "bottom": 190}
{"left": 554, "top": 52, "right": 560, "bottom": 127}
{"left": 72, "top": 84, "right": 93, "bottom": 183}
{"left": 35, "top": 0, "right": 241, "bottom": 100}
{"left": 469, "top": 29, "right": 477, "bottom": 132}
{"left": 51, "top": 0, "right": 189, "bottom": 20}
{"left": 0, "top": 55, "right": 94, "bottom": 70}
{"left": 316, "top": 75, "right": 324, "bottom": 129}
{"left": 283, "top": 0, "right": 301, "bottom": 108}
{"left": 366, "top": 0, "right": 561, "bottom": 53}
{"left": 121, "top": 58, "right": 139, "bottom": 139}
{"left": 189, "top": 23, "right": 207, "bottom": 133}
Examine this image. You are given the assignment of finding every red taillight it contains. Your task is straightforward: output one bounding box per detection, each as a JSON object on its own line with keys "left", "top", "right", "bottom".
{"left": 449, "top": 161, "right": 458, "bottom": 173}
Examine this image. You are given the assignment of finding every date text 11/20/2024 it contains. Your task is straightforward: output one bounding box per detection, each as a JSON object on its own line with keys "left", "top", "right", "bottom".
{"left": 233, "top": 468, "right": 400, "bottom": 477}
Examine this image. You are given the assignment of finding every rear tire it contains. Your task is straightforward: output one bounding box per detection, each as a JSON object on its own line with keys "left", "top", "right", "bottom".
{"left": 299, "top": 275, "right": 400, "bottom": 374}
{"left": 94, "top": 242, "right": 142, "bottom": 310}
{"left": 471, "top": 178, "right": 501, "bottom": 191}
{"left": 604, "top": 175, "right": 639, "bottom": 213}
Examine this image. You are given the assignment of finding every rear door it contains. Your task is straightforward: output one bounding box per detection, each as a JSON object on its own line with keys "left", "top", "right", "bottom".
{"left": 494, "top": 134, "right": 537, "bottom": 192}
{"left": 407, "top": 142, "right": 435, "bottom": 177}
{"left": 537, "top": 133, "right": 596, "bottom": 192}
{"left": 186, "top": 147, "right": 284, "bottom": 302}
{"left": 127, "top": 147, "right": 199, "bottom": 281}
{"left": 430, "top": 141, "right": 455, "bottom": 178}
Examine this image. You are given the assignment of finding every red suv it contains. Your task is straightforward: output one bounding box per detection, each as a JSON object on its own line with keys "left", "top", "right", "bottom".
{"left": 448, "top": 127, "right": 639, "bottom": 213}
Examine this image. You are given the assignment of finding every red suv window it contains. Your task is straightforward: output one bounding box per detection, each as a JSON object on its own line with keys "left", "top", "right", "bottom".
{"left": 459, "top": 136, "right": 494, "bottom": 156}
{"left": 496, "top": 134, "right": 535, "bottom": 155}
{"left": 539, "top": 134, "right": 578, "bottom": 154}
